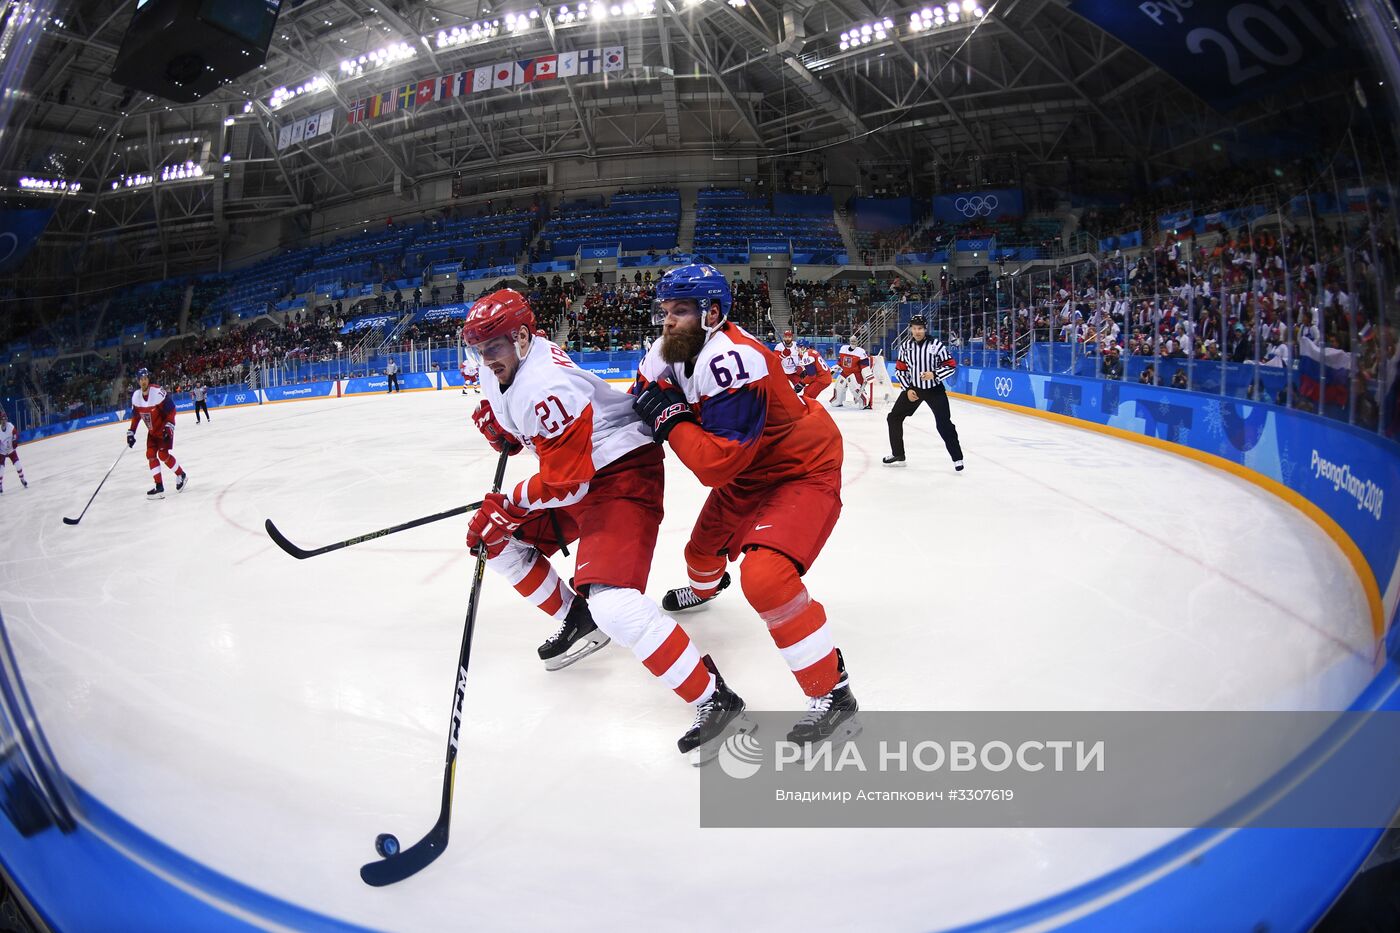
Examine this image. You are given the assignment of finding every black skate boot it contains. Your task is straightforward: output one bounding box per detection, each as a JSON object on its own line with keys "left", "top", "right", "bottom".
{"left": 882, "top": 455, "right": 906, "bottom": 467}
{"left": 662, "top": 572, "right": 732, "bottom": 613}
{"left": 175, "top": 471, "right": 188, "bottom": 492}
{"left": 678, "top": 655, "right": 752, "bottom": 765}
{"left": 787, "top": 649, "right": 860, "bottom": 744}
{"left": 537, "top": 597, "right": 610, "bottom": 671}
{"left": 146, "top": 484, "right": 166, "bottom": 500}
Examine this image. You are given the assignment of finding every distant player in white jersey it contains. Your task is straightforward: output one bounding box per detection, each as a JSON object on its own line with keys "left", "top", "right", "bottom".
{"left": 832, "top": 338, "right": 873, "bottom": 409}
{"left": 461, "top": 288, "right": 742, "bottom": 761}
{"left": 866, "top": 342, "right": 896, "bottom": 404}
{"left": 0, "top": 411, "right": 28, "bottom": 494}
{"left": 459, "top": 343, "right": 482, "bottom": 394}
{"left": 772, "top": 330, "right": 802, "bottom": 392}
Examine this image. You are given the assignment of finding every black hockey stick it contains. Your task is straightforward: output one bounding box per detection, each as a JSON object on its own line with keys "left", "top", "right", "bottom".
{"left": 264, "top": 501, "right": 485, "bottom": 559}
{"left": 62, "top": 447, "right": 128, "bottom": 526}
{"left": 360, "top": 448, "right": 509, "bottom": 887}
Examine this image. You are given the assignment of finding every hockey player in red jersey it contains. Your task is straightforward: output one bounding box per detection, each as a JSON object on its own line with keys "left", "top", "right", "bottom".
{"left": 461, "top": 289, "right": 750, "bottom": 761}
{"left": 795, "top": 341, "right": 833, "bottom": 401}
{"left": 632, "top": 264, "right": 859, "bottom": 744}
{"left": 126, "top": 368, "right": 187, "bottom": 499}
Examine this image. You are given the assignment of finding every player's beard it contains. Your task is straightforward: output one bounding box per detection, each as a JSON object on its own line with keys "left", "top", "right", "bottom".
{"left": 660, "top": 321, "right": 705, "bottom": 364}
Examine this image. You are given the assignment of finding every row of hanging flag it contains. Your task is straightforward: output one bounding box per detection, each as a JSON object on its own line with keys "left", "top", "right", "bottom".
{"left": 345, "top": 47, "right": 626, "bottom": 125}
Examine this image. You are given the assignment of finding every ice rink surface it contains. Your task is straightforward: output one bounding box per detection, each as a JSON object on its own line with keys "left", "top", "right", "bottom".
{"left": 0, "top": 384, "right": 1377, "bottom": 931}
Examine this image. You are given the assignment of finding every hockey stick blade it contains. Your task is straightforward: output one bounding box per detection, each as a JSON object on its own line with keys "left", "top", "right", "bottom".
{"left": 264, "top": 501, "right": 483, "bottom": 560}
{"left": 359, "top": 816, "right": 450, "bottom": 887}
{"left": 360, "top": 451, "right": 509, "bottom": 887}
{"left": 62, "top": 447, "right": 128, "bottom": 527}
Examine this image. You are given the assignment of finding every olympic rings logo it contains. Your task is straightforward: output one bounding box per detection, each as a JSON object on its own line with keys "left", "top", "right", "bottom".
{"left": 954, "top": 195, "right": 1000, "bottom": 217}
{"left": 993, "top": 377, "right": 1013, "bottom": 397}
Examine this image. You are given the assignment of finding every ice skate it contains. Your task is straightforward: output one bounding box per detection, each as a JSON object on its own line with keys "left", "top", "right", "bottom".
{"left": 146, "top": 485, "right": 166, "bottom": 500}
{"left": 882, "top": 456, "right": 906, "bottom": 467}
{"left": 787, "top": 650, "right": 860, "bottom": 744}
{"left": 678, "top": 656, "right": 752, "bottom": 766}
{"left": 176, "top": 471, "right": 188, "bottom": 492}
{"left": 538, "top": 598, "right": 610, "bottom": 671}
{"left": 662, "top": 572, "right": 731, "bottom": 612}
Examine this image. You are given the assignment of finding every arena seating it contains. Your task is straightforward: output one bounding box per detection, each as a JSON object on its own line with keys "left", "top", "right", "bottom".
{"left": 541, "top": 191, "right": 679, "bottom": 256}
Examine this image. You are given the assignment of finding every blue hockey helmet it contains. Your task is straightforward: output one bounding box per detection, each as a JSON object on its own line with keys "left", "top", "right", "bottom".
{"left": 654, "top": 264, "right": 731, "bottom": 326}
{"left": 135, "top": 367, "right": 151, "bottom": 380}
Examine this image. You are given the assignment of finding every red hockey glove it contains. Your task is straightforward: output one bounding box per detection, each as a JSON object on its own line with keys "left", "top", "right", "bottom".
{"left": 465, "top": 493, "right": 530, "bottom": 558}
{"left": 895, "top": 360, "right": 909, "bottom": 372}
{"left": 472, "top": 400, "right": 522, "bottom": 455}
{"left": 159, "top": 425, "right": 175, "bottom": 450}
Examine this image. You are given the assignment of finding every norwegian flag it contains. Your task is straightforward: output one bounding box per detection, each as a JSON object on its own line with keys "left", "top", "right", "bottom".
{"left": 416, "top": 79, "right": 438, "bottom": 106}
{"left": 533, "top": 55, "right": 558, "bottom": 80}
{"left": 346, "top": 98, "right": 367, "bottom": 124}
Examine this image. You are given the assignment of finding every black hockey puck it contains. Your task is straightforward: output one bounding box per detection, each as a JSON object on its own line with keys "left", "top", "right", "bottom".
{"left": 375, "top": 833, "right": 400, "bottom": 858}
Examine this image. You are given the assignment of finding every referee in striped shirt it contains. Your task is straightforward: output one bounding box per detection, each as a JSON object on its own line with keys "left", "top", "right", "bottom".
{"left": 883, "top": 315, "right": 964, "bottom": 471}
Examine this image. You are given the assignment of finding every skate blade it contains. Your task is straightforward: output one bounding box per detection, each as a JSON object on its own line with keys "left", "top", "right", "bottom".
{"left": 543, "top": 633, "right": 610, "bottom": 671}
{"left": 689, "top": 714, "right": 756, "bottom": 768}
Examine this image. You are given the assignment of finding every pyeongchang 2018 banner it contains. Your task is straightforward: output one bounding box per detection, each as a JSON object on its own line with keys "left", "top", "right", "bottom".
{"left": 932, "top": 189, "right": 1023, "bottom": 224}
{"left": 1069, "top": 0, "right": 1352, "bottom": 112}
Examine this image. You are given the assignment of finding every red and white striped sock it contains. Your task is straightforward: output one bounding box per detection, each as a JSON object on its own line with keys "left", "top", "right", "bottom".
{"left": 588, "top": 586, "right": 715, "bottom": 704}
{"left": 682, "top": 543, "right": 726, "bottom": 599}
{"left": 489, "top": 542, "right": 574, "bottom": 620}
{"left": 636, "top": 619, "right": 714, "bottom": 703}
{"left": 740, "top": 548, "right": 839, "bottom": 697}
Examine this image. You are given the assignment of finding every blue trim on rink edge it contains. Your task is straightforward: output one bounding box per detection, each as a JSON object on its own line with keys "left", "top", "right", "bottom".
{"left": 264, "top": 380, "right": 338, "bottom": 402}
{"left": 951, "top": 364, "right": 1399, "bottom": 660}
{"left": 932, "top": 363, "right": 1400, "bottom": 933}
{"left": 341, "top": 371, "right": 435, "bottom": 394}
{"left": 938, "top": 663, "right": 1400, "bottom": 933}
{"left": 0, "top": 781, "right": 379, "bottom": 933}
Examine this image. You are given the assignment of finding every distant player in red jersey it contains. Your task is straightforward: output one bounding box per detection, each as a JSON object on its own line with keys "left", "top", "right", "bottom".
{"left": 0, "top": 410, "right": 28, "bottom": 494}
{"left": 462, "top": 289, "right": 750, "bottom": 761}
{"left": 632, "top": 264, "right": 859, "bottom": 744}
{"left": 795, "top": 341, "right": 832, "bottom": 401}
{"left": 126, "top": 368, "right": 187, "bottom": 500}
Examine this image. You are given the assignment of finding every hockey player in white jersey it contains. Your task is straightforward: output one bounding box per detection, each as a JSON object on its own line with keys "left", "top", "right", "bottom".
{"left": 0, "top": 412, "right": 27, "bottom": 493}
{"left": 459, "top": 344, "right": 482, "bottom": 394}
{"left": 461, "top": 288, "right": 745, "bottom": 761}
{"left": 772, "top": 330, "right": 802, "bottom": 392}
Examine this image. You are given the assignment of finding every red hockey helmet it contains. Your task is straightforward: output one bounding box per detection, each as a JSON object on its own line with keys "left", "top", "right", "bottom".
{"left": 461, "top": 289, "right": 535, "bottom": 347}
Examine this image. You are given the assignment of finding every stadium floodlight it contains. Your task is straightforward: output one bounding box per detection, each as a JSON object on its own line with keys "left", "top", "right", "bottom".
{"left": 18, "top": 177, "right": 82, "bottom": 194}
{"left": 341, "top": 40, "right": 416, "bottom": 73}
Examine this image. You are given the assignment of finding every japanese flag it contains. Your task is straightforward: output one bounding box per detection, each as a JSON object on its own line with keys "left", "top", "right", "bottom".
{"left": 492, "top": 62, "right": 519, "bottom": 88}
